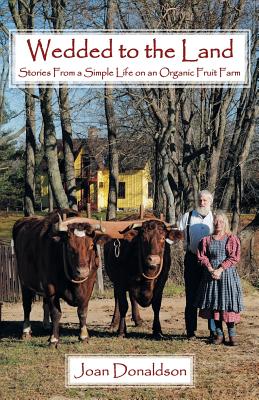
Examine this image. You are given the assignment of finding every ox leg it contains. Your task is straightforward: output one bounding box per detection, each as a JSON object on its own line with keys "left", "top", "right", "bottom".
{"left": 21, "top": 287, "right": 33, "bottom": 339}
{"left": 151, "top": 294, "right": 164, "bottom": 340}
{"left": 48, "top": 297, "right": 62, "bottom": 346}
{"left": 77, "top": 306, "right": 90, "bottom": 342}
{"left": 117, "top": 287, "right": 128, "bottom": 337}
{"left": 42, "top": 297, "right": 51, "bottom": 330}
{"left": 110, "top": 288, "right": 120, "bottom": 332}
{"left": 129, "top": 292, "right": 143, "bottom": 327}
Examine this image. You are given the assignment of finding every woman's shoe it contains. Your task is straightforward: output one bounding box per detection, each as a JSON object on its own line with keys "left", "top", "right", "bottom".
{"left": 213, "top": 335, "right": 224, "bottom": 345}
{"left": 209, "top": 331, "right": 217, "bottom": 341}
{"left": 229, "top": 336, "right": 238, "bottom": 346}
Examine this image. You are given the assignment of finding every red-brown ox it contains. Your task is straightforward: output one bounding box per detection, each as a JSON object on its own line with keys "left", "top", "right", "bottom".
{"left": 13, "top": 210, "right": 105, "bottom": 346}
{"left": 104, "top": 220, "right": 183, "bottom": 339}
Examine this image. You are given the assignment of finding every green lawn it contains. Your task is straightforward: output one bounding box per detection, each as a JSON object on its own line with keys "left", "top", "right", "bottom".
{"left": 0, "top": 213, "right": 24, "bottom": 240}
{"left": 0, "top": 211, "right": 129, "bottom": 240}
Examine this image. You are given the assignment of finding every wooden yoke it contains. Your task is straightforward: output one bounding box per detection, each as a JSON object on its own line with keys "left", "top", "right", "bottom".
{"left": 57, "top": 216, "right": 163, "bottom": 239}
{"left": 91, "top": 217, "right": 171, "bottom": 238}
{"left": 84, "top": 218, "right": 157, "bottom": 239}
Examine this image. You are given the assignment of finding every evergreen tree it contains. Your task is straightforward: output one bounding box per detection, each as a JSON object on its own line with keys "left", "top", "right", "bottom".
{"left": 0, "top": 140, "right": 24, "bottom": 210}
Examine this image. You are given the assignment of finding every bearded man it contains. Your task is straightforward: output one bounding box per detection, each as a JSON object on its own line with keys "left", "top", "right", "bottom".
{"left": 178, "top": 190, "right": 215, "bottom": 339}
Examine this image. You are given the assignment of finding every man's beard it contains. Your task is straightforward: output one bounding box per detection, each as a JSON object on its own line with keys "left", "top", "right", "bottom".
{"left": 196, "top": 206, "right": 211, "bottom": 217}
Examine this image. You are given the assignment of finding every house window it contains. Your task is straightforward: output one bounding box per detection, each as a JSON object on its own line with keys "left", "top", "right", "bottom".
{"left": 148, "top": 182, "right": 153, "bottom": 198}
{"left": 118, "top": 182, "right": 126, "bottom": 199}
{"left": 99, "top": 182, "right": 104, "bottom": 189}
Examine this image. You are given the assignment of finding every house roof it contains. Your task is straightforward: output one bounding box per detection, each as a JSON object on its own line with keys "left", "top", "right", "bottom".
{"left": 40, "top": 135, "right": 152, "bottom": 174}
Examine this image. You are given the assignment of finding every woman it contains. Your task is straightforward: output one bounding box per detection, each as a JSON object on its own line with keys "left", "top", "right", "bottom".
{"left": 196, "top": 210, "right": 244, "bottom": 346}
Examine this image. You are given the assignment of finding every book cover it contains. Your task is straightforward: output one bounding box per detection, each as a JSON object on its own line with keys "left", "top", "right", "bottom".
{"left": 0, "top": 1, "right": 258, "bottom": 399}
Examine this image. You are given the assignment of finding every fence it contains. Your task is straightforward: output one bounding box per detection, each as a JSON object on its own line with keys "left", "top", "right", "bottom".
{"left": 0, "top": 240, "right": 21, "bottom": 302}
{"left": 0, "top": 240, "right": 108, "bottom": 304}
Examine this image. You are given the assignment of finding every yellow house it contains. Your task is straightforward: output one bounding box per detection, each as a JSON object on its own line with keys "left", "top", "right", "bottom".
{"left": 97, "top": 165, "right": 153, "bottom": 210}
{"left": 40, "top": 133, "right": 153, "bottom": 211}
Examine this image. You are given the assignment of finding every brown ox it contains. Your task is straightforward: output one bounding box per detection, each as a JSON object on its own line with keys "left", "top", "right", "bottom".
{"left": 13, "top": 210, "right": 105, "bottom": 346}
{"left": 104, "top": 220, "right": 183, "bottom": 338}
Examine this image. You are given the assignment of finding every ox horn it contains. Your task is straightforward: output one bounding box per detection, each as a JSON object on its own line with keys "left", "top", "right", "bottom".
{"left": 55, "top": 215, "right": 105, "bottom": 233}
{"left": 57, "top": 213, "right": 68, "bottom": 232}
{"left": 165, "top": 224, "right": 178, "bottom": 230}
{"left": 129, "top": 222, "right": 143, "bottom": 230}
{"left": 98, "top": 218, "right": 106, "bottom": 233}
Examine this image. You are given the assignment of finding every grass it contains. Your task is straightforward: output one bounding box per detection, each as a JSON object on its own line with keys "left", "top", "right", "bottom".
{"left": 1, "top": 293, "right": 259, "bottom": 400}
{"left": 0, "top": 210, "right": 135, "bottom": 240}
{"left": 92, "top": 282, "right": 185, "bottom": 300}
{"left": 0, "top": 213, "right": 24, "bottom": 240}
{"left": 240, "top": 278, "right": 259, "bottom": 296}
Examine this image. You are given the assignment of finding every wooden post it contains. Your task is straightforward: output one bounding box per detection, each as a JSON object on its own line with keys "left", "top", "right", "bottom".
{"left": 62, "top": 213, "right": 67, "bottom": 221}
{"left": 96, "top": 244, "right": 104, "bottom": 294}
{"left": 160, "top": 213, "right": 164, "bottom": 221}
{"left": 86, "top": 203, "right": 91, "bottom": 218}
{"left": 139, "top": 204, "right": 144, "bottom": 219}
{"left": 48, "top": 183, "right": 54, "bottom": 212}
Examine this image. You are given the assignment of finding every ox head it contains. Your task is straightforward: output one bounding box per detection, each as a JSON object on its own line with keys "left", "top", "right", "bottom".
{"left": 53, "top": 215, "right": 107, "bottom": 283}
{"left": 131, "top": 220, "right": 183, "bottom": 280}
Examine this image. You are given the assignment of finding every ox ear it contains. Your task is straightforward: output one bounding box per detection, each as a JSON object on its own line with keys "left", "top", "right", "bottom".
{"left": 166, "top": 229, "right": 184, "bottom": 242}
{"left": 119, "top": 224, "right": 142, "bottom": 235}
{"left": 94, "top": 233, "right": 112, "bottom": 246}
{"left": 49, "top": 230, "right": 67, "bottom": 242}
{"left": 123, "top": 229, "right": 139, "bottom": 242}
{"left": 52, "top": 235, "right": 61, "bottom": 242}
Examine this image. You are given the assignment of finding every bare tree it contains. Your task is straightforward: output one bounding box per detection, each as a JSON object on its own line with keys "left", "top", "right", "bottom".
{"left": 115, "top": 0, "right": 257, "bottom": 222}
{"left": 39, "top": 87, "right": 69, "bottom": 209}
{"left": 105, "top": 0, "right": 119, "bottom": 220}
{"left": 8, "top": 0, "right": 37, "bottom": 216}
{"left": 50, "top": 0, "right": 77, "bottom": 210}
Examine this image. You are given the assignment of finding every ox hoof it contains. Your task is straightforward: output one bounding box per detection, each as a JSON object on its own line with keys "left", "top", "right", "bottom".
{"left": 153, "top": 332, "right": 165, "bottom": 340}
{"left": 43, "top": 322, "right": 51, "bottom": 331}
{"left": 22, "top": 332, "right": 32, "bottom": 340}
{"left": 118, "top": 333, "right": 126, "bottom": 338}
{"left": 109, "top": 324, "right": 119, "bottom": 333}
{"left": 48, "top": 335, "right": 59, "bottom": 348}
{"left": 78, "top": 336, "right": 89, "bottom": 343}
{"left": 134, "top": 319, "right": 144, "bottom": 327}
{"left": 48, "top": 340, "right": 59, "bottom": 348}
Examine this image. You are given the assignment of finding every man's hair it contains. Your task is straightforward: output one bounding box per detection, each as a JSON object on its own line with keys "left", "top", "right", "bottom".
{"left": 198, "top": 190, "right": 213, "bottom": 204}
{"left": 213, "top": 210, "right": 231, "bottom": 234}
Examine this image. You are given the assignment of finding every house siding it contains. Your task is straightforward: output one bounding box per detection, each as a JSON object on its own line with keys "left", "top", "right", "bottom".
{"left": 40, "top": 151, "right": 153, "bottom": 211}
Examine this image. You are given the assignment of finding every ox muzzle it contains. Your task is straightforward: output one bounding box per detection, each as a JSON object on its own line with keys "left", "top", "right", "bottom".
{"left": 145, "top": 255, "right": 161, "bottom": 266}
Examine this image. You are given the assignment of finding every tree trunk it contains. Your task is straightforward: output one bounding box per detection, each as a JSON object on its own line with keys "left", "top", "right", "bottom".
{"left": 207, "top": 88, "right": 234, "bottom": 193}
{"left": 153, "top": 139, "right": 164, "bottom": 217}
{"left": 50, "top": 1, "right": 76, "bottom": 209}
{"left": 221, "top": 60, "right": 259, "bottom": 211}
{"left": 105, "top": 86, "right": 119, "bottom": 220}
{"left": 231, "top": 166, "right": 242, "bottom": 234}
{"left": 105, "top": 0, "right": 119, "bottom": 220}
{"left": 59, "top": 85, "right": 77, "bottom": 210}
{"left": 24, "top": 87, "right": 36, "bottom": 216}
{"left": 39, "top": 87, "right": 69, "bottom": 209}
{"left": 8, "top": 0, "right": 37, "bottom": 216}
{"left": 48, "top": 182, "right": 54, "bottom": 212}
{"left": 161, "top": 149, "right": 175, "bottom": 224}
{"left": 238, "top": 212, "right": 259, "bottom": 283}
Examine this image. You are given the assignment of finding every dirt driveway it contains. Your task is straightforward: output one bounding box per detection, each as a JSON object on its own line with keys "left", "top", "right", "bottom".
{"left": 2, "top": 292, "right": 259, "bottom": 345}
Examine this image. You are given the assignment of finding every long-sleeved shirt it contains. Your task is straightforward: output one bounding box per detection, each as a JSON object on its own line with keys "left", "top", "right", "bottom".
{"left": 178, "top": 210, "right": 213, "bottom": 254}
{"left": 197, "top": 234, "right": 241, "bottom": 270}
